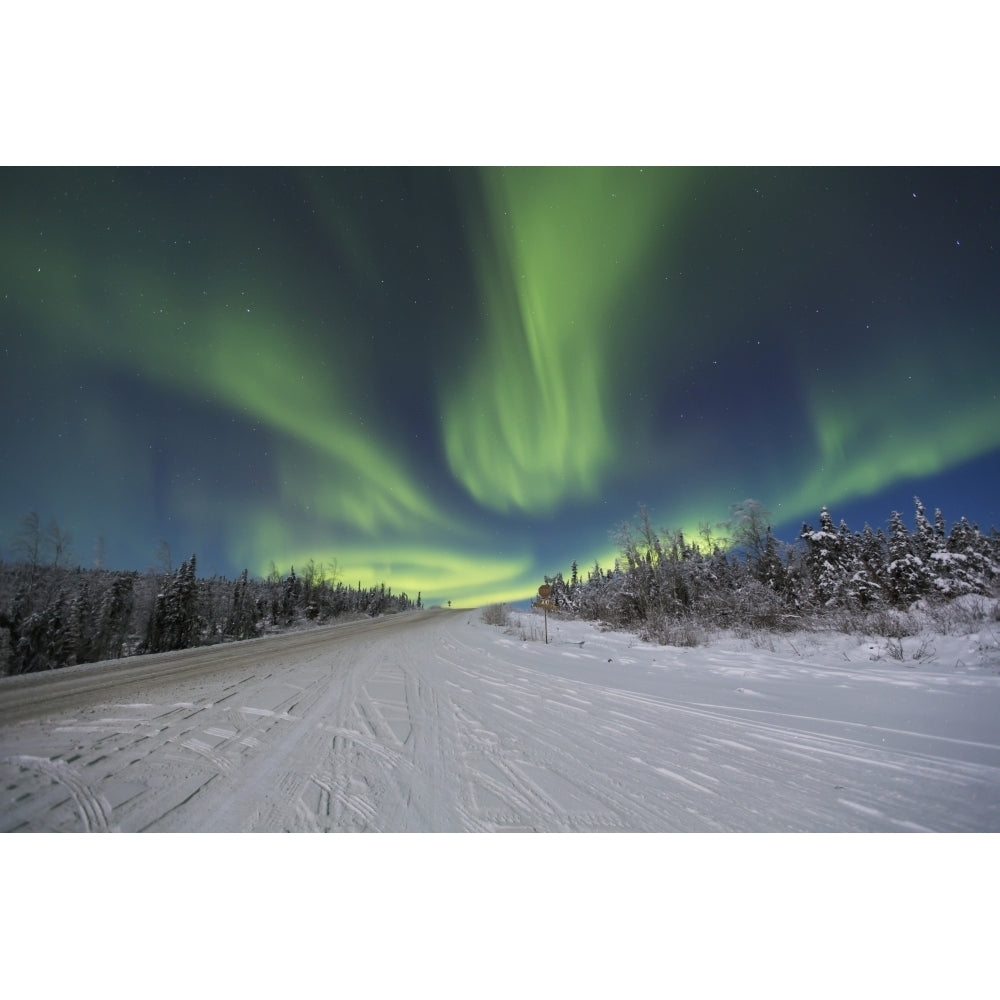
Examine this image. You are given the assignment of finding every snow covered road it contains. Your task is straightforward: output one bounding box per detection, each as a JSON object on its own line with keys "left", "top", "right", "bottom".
{"left": 2, "top": 607, "right": 999, "bottom": 831}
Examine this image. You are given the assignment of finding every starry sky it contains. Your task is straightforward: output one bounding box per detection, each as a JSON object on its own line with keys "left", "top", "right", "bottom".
{"left": 2, "top": 166, "right": 998, "bottom": 605}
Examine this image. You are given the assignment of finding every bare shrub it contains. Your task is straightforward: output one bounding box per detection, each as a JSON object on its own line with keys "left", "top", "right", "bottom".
{"left": 512, "top": 617, "right": 542, "bottom": 642}
{"left": 754, "top": 630, "right": 776, "bottom": 652}
{"left": 950, "top": 596, "right": 988, "bottom": 628}
{"left": 825, "top": 606, "right": 868, "bottom": 635}
{"left": 481, "top": 603, "right": 510, "bottom": 627}
{"left": 640, "top": 616, "right": 703, "bottom": 647}
{"left": 741, "top": 628, "right": 775, "bottom": 652}
{"left": 869, "top": 608, "right": 919, "bottom": 638}
{"left": 923, "top": 601, "right": 953, "bottom": 635}
{"left": 732, "top": 580, "right": 787, "bottom": 631}
{"left": 919, "top": 596, "right": 997, "bottom": 636}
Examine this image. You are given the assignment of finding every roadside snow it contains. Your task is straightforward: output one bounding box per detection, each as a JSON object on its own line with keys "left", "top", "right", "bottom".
{"left": 2, "top": 606, "right": 998, "bottom": 832}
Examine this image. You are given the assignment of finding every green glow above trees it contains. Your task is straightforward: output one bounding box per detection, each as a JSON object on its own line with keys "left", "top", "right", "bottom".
{"left": 788, "top": 336, "right": 1000, "bottom": 515}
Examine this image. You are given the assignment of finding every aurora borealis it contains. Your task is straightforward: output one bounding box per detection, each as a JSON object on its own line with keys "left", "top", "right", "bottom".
{"left": 2, "top": 167, "right": 998, "bottom": 605}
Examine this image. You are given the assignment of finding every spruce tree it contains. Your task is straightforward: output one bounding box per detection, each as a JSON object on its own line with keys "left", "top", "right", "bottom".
{"left": 853, "top": 524, "right": 886, "bottom": 607}
{"left": 96, "top": 573, "right": 135, "bottom": 660}
{"left": 801, "top": 507, "right": 846, "bottom": 605}
{"left": 886, "top": 510, "right": 929, "bottom": 605}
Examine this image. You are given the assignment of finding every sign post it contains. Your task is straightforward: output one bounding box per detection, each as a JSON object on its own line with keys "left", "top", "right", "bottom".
{"left": 536, "top": 584, "right": 553, "bottom": 644}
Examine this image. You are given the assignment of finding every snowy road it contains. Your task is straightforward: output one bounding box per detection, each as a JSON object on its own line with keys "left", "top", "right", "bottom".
{"left": 2, "top": 608, "right": 999, "bottom": 831}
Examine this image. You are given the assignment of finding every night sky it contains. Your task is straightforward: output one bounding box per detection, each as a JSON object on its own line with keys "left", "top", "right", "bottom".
{"left": 2, "top": 167, "right": 998, "bottom": 605}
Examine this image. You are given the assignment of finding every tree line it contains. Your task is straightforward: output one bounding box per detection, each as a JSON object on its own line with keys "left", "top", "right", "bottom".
{"left": 0, "top": 514, "right": 420, "bottom": 676}
{"left": 543, "top": 497, "right": 1000, "bottom": 643}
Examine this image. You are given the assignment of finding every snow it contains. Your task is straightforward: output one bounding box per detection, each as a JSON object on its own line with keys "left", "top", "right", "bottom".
{"left": 4, "top": 605, "right": 998, "bottom": 992}
{"left": 2, "top": 606, "right": 998, "bottom": 832}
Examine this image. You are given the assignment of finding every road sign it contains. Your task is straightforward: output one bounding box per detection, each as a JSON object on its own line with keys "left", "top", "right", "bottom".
{"left": 536, "top": 584, "right": 553, "bottom": 643}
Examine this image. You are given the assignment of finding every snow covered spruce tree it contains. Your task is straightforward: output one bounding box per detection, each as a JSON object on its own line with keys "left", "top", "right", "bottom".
{"left": 227, "top": 569, "right": 258, "bottom": 640}
{"left": 941, "top": 516, "right": 998, "bottom": 596}
{"left": 141, "top": 555, "right": 200, "bottom": 653}
{"left": 94, "top": 573, "right": 136, "bottom": 661}
{"left": 845, "top": 523, "right": 885, "bottom": 609}
{"left": 800, "top": 507, "right": 851, "bottom": 607}
{"left": 886, "top": 509, "right": 931, "bottom": 606}
{"left": 63, "top": 583, "right": 95, "bottom": 666}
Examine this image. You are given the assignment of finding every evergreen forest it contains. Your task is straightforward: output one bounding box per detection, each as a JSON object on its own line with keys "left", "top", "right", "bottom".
{"left": 542, "top": 497, "right": 1000, "bottom": 644}
{"left": 0, "top": 513, "right": 418, "bottom": 676}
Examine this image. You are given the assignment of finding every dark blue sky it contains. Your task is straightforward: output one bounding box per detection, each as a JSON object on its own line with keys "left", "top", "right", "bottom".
{"left": 1, "top": 166, "right": 997, "bottom": 603}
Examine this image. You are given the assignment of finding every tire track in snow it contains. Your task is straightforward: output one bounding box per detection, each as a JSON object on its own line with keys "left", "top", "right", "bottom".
{"left": 2, "top": 755, "right": 113, "bottom": 832}
{"left": 288, "top": 635, "right": 400, "bottom": 831}
{"left": 300, "top": 629, "right": 482, "bottom": 831}
{"left": 0, "top": 611, "right": 463, "bottom": 832}
{"left": 435, "top": 651, "right": 685, "bottom": 830}
{"left": 433, "top": 625, "right": 1000, "bottom": 831}
{"left": 7, "top": 608, "right": 993, "bottom": 831}
{"left": 194, "top": 655, "right": 378, "bottom": 831}
{"left": 151, "top": 660, "right": 361, "bottom": 830}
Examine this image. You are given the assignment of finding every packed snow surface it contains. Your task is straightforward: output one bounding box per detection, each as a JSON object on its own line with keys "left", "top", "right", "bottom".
{"left": 2, "top": 605, "right": 999, "bottom": 831}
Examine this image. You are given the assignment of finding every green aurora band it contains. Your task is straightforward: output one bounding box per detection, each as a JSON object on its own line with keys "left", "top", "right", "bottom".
{"left": 0, "top": 178, "right": 540, "bottom": 604}
{"left": 2, "top": 168, "right": 998, "bottom": 606}
{"left": 787, "top": 325, "right": 1000, "bottom": 519}
{"left": 441, "top": 167, "right": 682, "bottom": 513}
